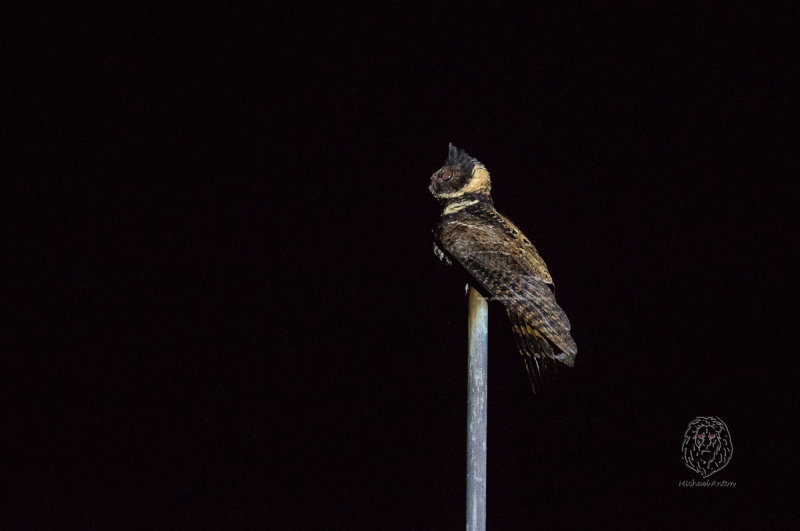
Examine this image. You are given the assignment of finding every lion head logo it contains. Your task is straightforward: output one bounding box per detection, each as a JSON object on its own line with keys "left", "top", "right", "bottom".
{"left": 681, "top": 416, "right": 733, "bottom": 478}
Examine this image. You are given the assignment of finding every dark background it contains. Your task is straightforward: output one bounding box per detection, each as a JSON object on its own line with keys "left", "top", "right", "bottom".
{"left": 11, "top": 3, "right": 797, "bottom": 529}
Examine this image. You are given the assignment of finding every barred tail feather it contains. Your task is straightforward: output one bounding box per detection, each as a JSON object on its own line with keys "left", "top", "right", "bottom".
{"left": 507, "top": 309, "right": 559, "bottom": 395}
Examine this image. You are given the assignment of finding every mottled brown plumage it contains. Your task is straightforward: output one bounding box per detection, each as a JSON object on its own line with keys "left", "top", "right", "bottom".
{"left": 430, "top": 144, "right": 576, "bottom": 394}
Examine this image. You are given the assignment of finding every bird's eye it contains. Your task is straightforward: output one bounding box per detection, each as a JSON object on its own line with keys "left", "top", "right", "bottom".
{"left": 442, "top": 169, "right": 452, "bottom": 181}
{"left": 697, "top": 435, "right": 704, "bottom": 438}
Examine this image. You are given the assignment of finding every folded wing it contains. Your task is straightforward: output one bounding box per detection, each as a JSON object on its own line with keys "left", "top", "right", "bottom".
{"left": 436, "top": 212, "right": 577, "bottom": 387}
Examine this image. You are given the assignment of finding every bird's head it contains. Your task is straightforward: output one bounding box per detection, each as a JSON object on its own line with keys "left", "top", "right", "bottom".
{"left": 429, "top": 143, "right": 492, "bottom": 202}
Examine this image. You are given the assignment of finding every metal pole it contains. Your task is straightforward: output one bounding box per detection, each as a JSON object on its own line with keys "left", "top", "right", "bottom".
{"left": 466, "top": 285, "right": 488, "bottom": 531}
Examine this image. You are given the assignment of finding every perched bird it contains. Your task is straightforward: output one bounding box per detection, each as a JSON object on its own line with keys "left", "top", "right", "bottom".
{"left": 429, "top": 144, "right": 577, "bottom": 394}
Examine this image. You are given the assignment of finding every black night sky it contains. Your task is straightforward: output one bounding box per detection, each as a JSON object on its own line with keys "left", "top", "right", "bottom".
{"left": 11, "top": 3, "right": 797, "bottom": 529}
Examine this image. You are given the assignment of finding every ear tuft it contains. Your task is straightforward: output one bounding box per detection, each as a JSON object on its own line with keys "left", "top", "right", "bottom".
{"left": 448, "top": 143, "right": 458, "bottom": 161}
